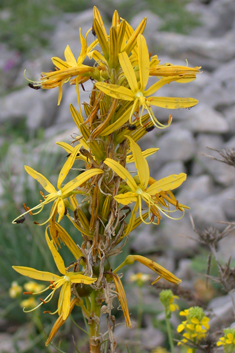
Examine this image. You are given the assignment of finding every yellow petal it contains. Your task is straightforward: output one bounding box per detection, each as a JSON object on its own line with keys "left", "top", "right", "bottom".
{"left": 126, "top": 136, "right": 149, "bottom": 189}
{"left": 137, "top": 35, "right": 149, "bottom": 91}
{"left": 70, "top": 104, "right": 84, "bottom": 126}
{"left": 127, "top": 255, "right": 181, "bottom": 285}
{"left": 149, "top": 97, "right": 199, "bottom": 109}
{"left": 61, "top": 282, "right": 71, "bottom": 320}
{"left": 45, "top": 228, "right": 66, "bottom": 275}
{"left": 57, "top": 199, "right": 65, "bottom": 222}
{"left": 78, "top": 28, "right": 90, "bottom": 64}
{"left": 57, "top": 144, "right": 81, "bottom": 189}
{"left": 12, "top": 266, "right": 60, "bottom": 282}
{"left": 51, "top": 57, "right": 69, "bottom": 70}
{"left": 54, "top": 222, "right": 83, "bottom": 260}
{"left": 126, "top": 148, "right": 159, "bottom": 163}
{"left": 56, "top": 141, "right": 73, "bottom": 154}
{"left": 93, "top": 18, "right": 109, "bottom": 60}
{"left": 101, "top": 195, "right": 112, "bottom": 221}
{"left": 114, "top": 192, "right": 138, "bottom": 205}
{"left": 104, "top": 158, "right": 137, "bottom": 191}
{"left": 69, "top": 272, "right": 96, "bottom": 284}
{"left": 93, "top": 6, "right": 108, "bottom": 41}
{"left": 88, "top": 50, "right": 108, "bottom": 66}
{"left": 119, "top": 52, "right": 138, "bottom": 92}
{"left": 58, "top": 281, "right": 70, "bottom": 318}
{"left": 67, "top": 213, "right": 92, "bottom": 239}
{"left": 100, "top": 105, "right": 133, "bottom": 136}
{"left": 96, "top": 82, "right": 134, "bottom": 101}
{"left": 112, "top": 273, "right": 131, "bottom": 328}
{"left": 61, "top": 169, "right": 103, "bottom": 195}
{"left": 24, "top": 166, "right": 57, "bottom": 194}
{"left": 109, "top": 26, "right": 118, "bottom": 69}
{"left": 112, "top": 9, "right": 119, "bottom": 27}
{"left": 147, "top": 173, "right": 187, "bottom": 195}
{"left": 177, "top": 324, "right": 185, "bottom": 333}
{"left": 122, "top": 17, "right": 147, "bottom": 56}
{"left": 45, "top": 298, "right": 79, "bottom": 346}
{"left": 117, "top": 20, "right": 126, "bottom": 52}
{"left": 144, "top": 76, "right": 181, "bottom": 97}
{"left": 122, "top": 202, "right": 139, "bottom": 237}
{"left": 64, "top": 45, "right": 77, "bottom": 67}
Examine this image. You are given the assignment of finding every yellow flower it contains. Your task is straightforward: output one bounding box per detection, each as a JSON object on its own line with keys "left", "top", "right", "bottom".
{"left": 13, "top": 229, "right": 96, "bottom": 320}
{"left": 177, "top": 307, "right": 210, "bottom": 350}
{"left": 91, "top": 7, "right": 146, "bottom": 68}
{"left": 151, "top": 347, "right": 169, "bottom": 353}
{"left": 159, "top": 289, "right": 179, "bottom": 317}
{"left": 217, "top": 328, "right": 235, "bottom": 353}
{"left": 20, "top": 297, "right": 38, "bottom": 309}
{"left": 9, "top": 281, "right": 22, "bottom": 298}
{"left": 129, "top": 272, "right": 151, "bottom": 283}
{"left": 34, "top": 29, "right": 98, "bottom": 105}
{"left": 104, "top": 136, "right": 186, "bottom": 225}
{"left": 96, "top": 34, "right": 198, "bottom": 129}
{"left": 24, "top": 281, "right": 45, "bottom": 293}
{"left": 12, "top": 144, "right": 103, "bottom": 225}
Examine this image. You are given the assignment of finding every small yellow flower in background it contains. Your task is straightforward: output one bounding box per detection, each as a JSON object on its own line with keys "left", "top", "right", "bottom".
{"left": 151, "top": 347, "right": 169, "bottom": 353}
{"left": 217, "top": 328, "right": 235, "bottom": 353}
{"left": 177, "top": 306, "right": 210, "bottom": 353}
{"left": 24, "top": 281, "right": 45, "bottom": 293}
{"left": 130, "top": 272, "right": 151, "bottom": 287}
{"left": 20, "top": 297, "right": 38, "bottom": 309}
{"left": 160, "top": 289, "right": 179, "bottom": 318}
{"left": 9, "top": 281, "right": 22, "bottom": 298}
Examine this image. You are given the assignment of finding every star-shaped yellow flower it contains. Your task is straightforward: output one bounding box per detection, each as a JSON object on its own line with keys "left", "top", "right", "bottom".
{"left": 96, "top": 34, "right": 198, "bottom": 128}
{"left": 13, "top": 228, "right": 96, "bottom": 320}
{"left": 104, "top": 136, "right": 186, "bottom": 224}
{"left": 13, "top": 144, "right": 103, "bottom": 225}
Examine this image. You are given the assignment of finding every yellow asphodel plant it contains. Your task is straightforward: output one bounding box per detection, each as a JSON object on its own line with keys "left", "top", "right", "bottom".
{"left": 12, "top": 6, "right": 201, "bottom": 353}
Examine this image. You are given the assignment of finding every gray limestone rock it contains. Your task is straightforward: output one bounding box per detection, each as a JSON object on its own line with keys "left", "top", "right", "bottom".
{"left": 192, "top": 134, "right": 235, "bottom": 186}
{"left": 202, "top": 60, "right": 235, "bottom": 109}
{"left": 154, "top": 161, "right": 186, "bottom": 181}
{"left": 224, "top": 105, "right": 235, "bottom": 133}
{"left": 178, "top": 104, "right": 229, "bottom": 134}
{"left": 208, "top": 291, "right": 235, "bottom": 330}
{"left": 177, "top": 175, "right": 215, "bottom": 203}
{"left": 130, "top": 11, "right": 164, "bottom": 33}
{"left": 156, "top": 128, "right": 196, "bottom": 163}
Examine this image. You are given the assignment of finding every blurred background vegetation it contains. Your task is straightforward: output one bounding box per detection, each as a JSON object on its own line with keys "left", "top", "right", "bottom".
{"left": 0, "top": 0, "right": 199, "bottom": 54}
{"left": 0, "top": 1, "right": 202, "bottom": 352}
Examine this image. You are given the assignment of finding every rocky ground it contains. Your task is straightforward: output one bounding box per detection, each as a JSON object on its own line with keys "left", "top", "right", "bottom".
{"left": 0, "top": 0, "right": 235, "bottom": 352}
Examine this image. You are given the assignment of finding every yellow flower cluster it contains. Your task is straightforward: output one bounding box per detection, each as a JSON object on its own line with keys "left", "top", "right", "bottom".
{"left": 217, "top": 328, "right": 235, "bottom": 353}
{"left": 159, "top": 289, "right": 179, "bottom": 318}
{"left": 11, "top": 7, "right": 200, "bottom": 350}
{"left": 177, "top": 307, "right": 210, "bottom": 353}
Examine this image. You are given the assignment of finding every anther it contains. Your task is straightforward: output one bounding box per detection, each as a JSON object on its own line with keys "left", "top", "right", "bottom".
{"left": 39, "top": 298, "right": 47, "bottom": 304}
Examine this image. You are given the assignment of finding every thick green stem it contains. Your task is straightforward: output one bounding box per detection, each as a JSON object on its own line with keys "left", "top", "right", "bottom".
{"left": 165, "top": 311, "right": 175, "bottom": 353}
{"left": 89, "top": 291, "right": 101, "bottom": 353}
